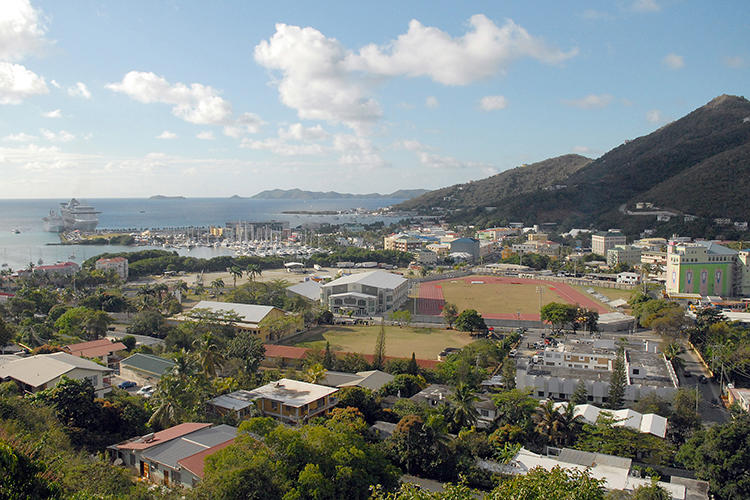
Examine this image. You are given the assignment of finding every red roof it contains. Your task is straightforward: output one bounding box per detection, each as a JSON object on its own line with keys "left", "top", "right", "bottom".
{"left": 35, "top": 261, "right": 78, "bottom": 271}
{"left": 264, "top": 344, "right": 310, "bottom": 360}
{"left": 65, "top": 338, "right": 126, "bottom": 358}
{"left": 116, "top": 423, "right": 211, "bottom": 450}
{"left": 97, "top": 257, "right": 127, "bottom": 263}
{"left": 177, "top": 438, "right": 235, "bottom": 479}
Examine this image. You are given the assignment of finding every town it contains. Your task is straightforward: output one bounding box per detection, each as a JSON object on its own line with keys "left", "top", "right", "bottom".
{"left": 1, "top": 215, "right": 748, "bottom": 499}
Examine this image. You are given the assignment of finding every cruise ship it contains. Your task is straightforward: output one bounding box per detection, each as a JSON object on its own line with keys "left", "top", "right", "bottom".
{"left": 43, "top": 198, "right": 100, "bottom": 232}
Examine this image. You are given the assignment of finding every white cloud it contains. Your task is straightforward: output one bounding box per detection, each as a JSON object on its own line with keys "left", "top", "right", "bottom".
{"left": 394, "top": 139, "right": 427, "bottom": 151}
{"left": 581, "top": 9, "right": 613, "bottom": 20}
{"left": 425, "top": 96, "right": 439, "bottom": 109}
{"left": 0, "top": 0, "right": 49, "bottom": 62}
{"left": 42, "top": 109, "right": 62, "bottom": 118}
{"left": 157, "top": 130, "right": 177, "bottom": 140}
{"left": 572, "top": 145, "right": 595, "bottom": 154}
{"left": 631, "top": 0, "right": 660, "bottom": 12}
{"left": 40, "top": 129, "right": 75, "bottom": 142}
{"left": 278, "top": 123, "right": 329, "bottom": 141}
{"left": 68, "top": 81, "right": 91, "bottom": 99}
{"left": 349, "top": 15, "right": 577, "bottom": 86}
{"left": 3, "top": 132, "right": 37, "bottom": 142}
{"left": 723, "top": 56, "right": 745, "bottom": 69}
{"left": 241, "top": 137, "right": 325, "bottom": 156}
{"left": 417, "top": 151, "right": 490, "bottom": 169}
{"left": 562, "top": 94, "right": 613, "bottom": 109}
{"left": 479, "top": 95, "right": 508, "bottom": 111}
{"left": 662, "top": 53, "right": 684, "bottom": 70}
{"left": 0, "top": 61, "right": 48, "bottom": 104}
{"left": 254, "top": 24, "right": 382, "bottom": 130}
{"left": 50, "top": 79, "right": 60, "bottom": 88}
{"left": 196, "top": 131, "right": 215, "bottom": 140}
{"left": 646, "top": 109, "right": 663, "bottom": 123}
{"left": 333, "top": 134, "right": 387, "bottom": 168}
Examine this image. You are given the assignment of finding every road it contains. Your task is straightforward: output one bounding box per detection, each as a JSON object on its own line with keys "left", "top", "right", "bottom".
{"left": 678, "top": 345, "right": 729, "bottom": 424}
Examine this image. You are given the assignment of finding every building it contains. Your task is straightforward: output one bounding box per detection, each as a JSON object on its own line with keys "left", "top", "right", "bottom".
{"left": 516, "top": 338, "right": 677, "bottom": 405}
{"left": 17, "top": 261, "right": 79, "bottom": 278}
{"left": 486, "top": 447, "right": 709, "bottom": 499}
{"left": 0, "top": 352, "right": 113, "bottom": 397}
{"left": 640, "top": 250, "right": 667, "bottom": 279}
{"left": 108, "top": 423, "right": 236, "bottom": 488}
{"left": 119, "top": 353, "right": 176, "bottom": 386}
{"left": 552, "top": 402, "right": 667, "bottom": 438}
{"left": 426, "top": 242, "right": 451, "bottom": 256}
{"left": 449, "top": 238, "right": 480, "bottom": 261}
{"left": 320, "top": 370, "right": 394, "bottom": 391}
{"left": 95, "top": 256, "right": 129, "bottom": 281}
{"left": 261, "top": 344, "right": 310, "bottom": 368}
{"left": 413, "top": 249, "right": 438, "bottom": 265}
{"left": 64, "top": 338, "right": 127, "bottom": 369}
{"left": 410, "top": 384, "right": 497, "bottom": 429}
{"left": 617, "top": 272, "right": 640, "bottom": 284}
{"left": 726, "top": 387, "right": 750, "bottom": 412}
{"left": 285, "top": 280, "right": 322, "bottom": 302}
{"left": 384, "top": 234, "right": 424, "bottom": 252}
{"left": 233, "top": 379, "right": 339, "bottom": 424}
{"left": 665, "top": 240, "right": 747, "bottom": 297}
{"left": 475, "top": 227, "right": 519, "bottom": 241}
{"left": 591, "top": 231, "right": 627, "bottom": 257}
{"left": 178, "top": 301, "right": 301, "bottom": 341}
{"left": 320, "top": 270, "right": 408, "bottom": 316}
{"left": 607, "top": 245, "right": 642, "bottom": 267}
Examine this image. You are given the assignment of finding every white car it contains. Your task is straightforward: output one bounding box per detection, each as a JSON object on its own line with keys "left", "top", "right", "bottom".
{"left": 136, "top": 385, "right": 154, "bottom": 397}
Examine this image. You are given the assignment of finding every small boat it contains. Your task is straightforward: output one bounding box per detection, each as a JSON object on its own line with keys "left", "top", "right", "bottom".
{"left": 13, "top": 228, "right": 20, "bottom": 234}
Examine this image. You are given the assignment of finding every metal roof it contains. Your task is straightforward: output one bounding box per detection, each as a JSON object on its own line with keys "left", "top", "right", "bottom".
{"left": 191, "top": 301, "right": 278, "bottom": 324}
{"left": 208, "top": 390, "right": 258, "bottom": 411}
{"left": 142, "top": 424, "right": 237, "bottom": 469}
{"left": 245, "top": 378, "right": 338, "bottom": 407}
{"left": 0, "top": 352, "right": 110, "bottom": 388}
{"left": 119, "top": 353, "right": 175, "bottom": 376}
{"left": 286, "top": 280, "right": 321, "bottom": 301}
{"left": 321, "top": 270, "right": 406, "bottom": 290}
{"left": 114, "top": 423, "right": 212, "bottom": 450}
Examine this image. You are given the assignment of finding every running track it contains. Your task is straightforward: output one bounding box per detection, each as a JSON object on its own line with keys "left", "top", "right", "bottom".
{"left": 416, "top": 275, "right": 609, "bottom": 321}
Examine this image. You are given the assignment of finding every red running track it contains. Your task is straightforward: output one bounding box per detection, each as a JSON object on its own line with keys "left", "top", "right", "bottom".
{"left": 416, "top": 275, "right": 609, "bottom": 320}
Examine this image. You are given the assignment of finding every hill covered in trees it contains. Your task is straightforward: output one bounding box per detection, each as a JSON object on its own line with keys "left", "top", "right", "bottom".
{"left": 397, "top": 95, "right": 750, "bottom": 230}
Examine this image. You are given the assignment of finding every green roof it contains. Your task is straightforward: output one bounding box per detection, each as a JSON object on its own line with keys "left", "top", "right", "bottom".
{"left": 120, "top": 353, "right": 175, "bottom": 376}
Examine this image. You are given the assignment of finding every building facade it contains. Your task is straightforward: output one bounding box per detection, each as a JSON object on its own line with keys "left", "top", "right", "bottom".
{"left": 665, "top": 241, "right": 742, "bottom": 297}
{"left": 592, "top": 231, "right": 627, "bottom": 257}
{"left": 606, "top": 245, "right": 642, "bottom": 267}
{"left": 321, "top": 270, "right": 408, "bottom": 316}
{"left": 95, "top": 256, "right": 129, "bottom": 280}
{"left": 242, "top": 379, "right": 339, "bottom": 424}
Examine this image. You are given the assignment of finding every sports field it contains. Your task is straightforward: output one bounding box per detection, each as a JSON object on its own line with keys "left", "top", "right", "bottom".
{"left": 294, "top": 325, "right": 474, "bottom": 359}
{"left": 416, "top": 275, "right": 609, "bottom": 320}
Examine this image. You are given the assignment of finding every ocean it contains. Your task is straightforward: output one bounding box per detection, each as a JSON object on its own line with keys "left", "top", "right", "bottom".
{"left": 0, "top": 197, "right": 407, "bottom": 271}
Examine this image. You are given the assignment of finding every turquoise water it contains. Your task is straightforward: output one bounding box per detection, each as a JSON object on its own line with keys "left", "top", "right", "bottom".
{"left": 0, "top": 197, "right": 406, "bottom": 271}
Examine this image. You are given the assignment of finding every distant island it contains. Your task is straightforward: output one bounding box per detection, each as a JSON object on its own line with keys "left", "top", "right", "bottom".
{"left": 250, "top": 188, "right": 429, "bottom": 200}
{"left": 149, "top": 195, "right": 186, "bottom": 200}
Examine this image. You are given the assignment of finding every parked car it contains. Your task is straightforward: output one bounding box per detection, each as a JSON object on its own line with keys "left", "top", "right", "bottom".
{"left": 683, "top": 371, "right": 692, "bottom": 378}
{"left": 508, "top": 349, "right": 517, "bottom": 358}
{"left": 699, "top": 375, "right": 708, "bottom": 384}
{"left": 136, "top": 385, "right": 154, "bottom": 396}
{"left": 117, "top": 380, "right": 137, "bottom": 389}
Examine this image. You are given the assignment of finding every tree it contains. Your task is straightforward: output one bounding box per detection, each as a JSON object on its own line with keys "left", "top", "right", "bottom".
{"left": 121, "top": 335, "right": 136, "bottom": 351}
{"left": 304, "top": 363, "right": 327, "bottom": 384}
{"left": 450, "top": 384, "right": 479, "bottom": 431}
{"left": 493, "top": 389, "right": 538, "bottom": 427}
{"left": 229, "top": 266, "right": 243, "bottom": 288}
{"left": 227, "top": 331, "right": 266, "bottom": 377}
{"left": 192, "top": 332, "right": 225, "bottom": 377}
{"left": 571, "top": 379, "right": 588, "bottom": 405}
{"left": 406, "top": 352, "right": 419, "bottom": 375}
{"left": 676, "top": 412, "right": 750, "bottom": 500}
{"left": 210, "top": 278, "right": 225, "bottom": 296}
{"left": 442, "top": 302, "right": 459, "bottom": 328}
{"left": 668, "top": 388, "right": 701, "bottom": 445}
{"left": 126, "top": 310, "right": 167, "bottom": 337}
{"left": 0, "top": 317, "right": 12, "bottom": 347}
{"left": 373, "top": 322, "right": 387, "bottom": 369}
{"left": 454, "top": 309, "right": 486, "bottom": 332}
{"left": 630, "top": 479, "right": 671, "bottom": 500}
{"left": 491, "top": 466, "right": 606, "bottom": 500}
{"left": 607, "top": 347, "right": 627, "bottom": 410}
{"left": 540, "top": 302, "right": 576, "bottom": 334}
{"left": 336, "top": 386, "right": 381, "bottom": 423}
{"left": 246, "top": 264, "right": 262, "bottom": 281}
{"left": 323, "top": 341, "right": 335, "bottom": 370}
{"left": 662, "top": 341, "right": 685, "bottom": 372}
{"left": 54, "top": 306, "right": 112, "bottom": 340}
{"left": 380, "top": 374, "right": 426, "bottom": 398}
{"left": 501, "top": 359, "right": 516, "bottom": 390}
{"left": 390, "top": 310, "right": 412, "bottom": 327}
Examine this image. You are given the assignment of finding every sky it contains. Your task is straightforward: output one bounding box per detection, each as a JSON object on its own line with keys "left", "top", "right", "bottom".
{"left": 0, "top": 0, "right": 748, "bottom": 198}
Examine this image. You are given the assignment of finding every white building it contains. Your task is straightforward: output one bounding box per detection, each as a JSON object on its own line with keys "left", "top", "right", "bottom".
{"left": 0, "top": 352, "right": 113, "bottom": 397}
{"left": 95, "top": 256, "right": 129, "bottom": 280}
{"left": 617, "top": 272, "right": 640, "bottom": 284}
{"left": 320, "top": 270, "right": 408, "bottom": 316}
{"left": 607, "top": 245, "right": 642, "bottom": 267}
{"left": 592, "top": 230, "right": 626, "bottom": 257}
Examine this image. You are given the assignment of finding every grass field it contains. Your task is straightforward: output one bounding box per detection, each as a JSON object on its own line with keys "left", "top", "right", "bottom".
{"left": 294, "top": 325, "right": 474, "bottom": 359}
{"left": 438, "top": 279, "right": 561, "bottom": 316}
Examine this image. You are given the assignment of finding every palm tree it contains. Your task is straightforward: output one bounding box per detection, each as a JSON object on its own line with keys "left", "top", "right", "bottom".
{"left": 148, "top": 378, "right": 183, "bottom": 429}
{"left": 534, "top": 399, "right": 564, "bottom": 446}
{"left": 304, "top": 363, "right": 327, "bottom": 384}
{"left": 210, "top": 278, "right": 224, "bottom": 297}
{"left": 228, "top": 266, "right": 243, "bottom": 288}
{"left": 246, "top": 264, "right": 262, "bottom": 281}
{"left": 662, "top": 342, "right": 685, "bottom": 372}
{"left": 450, "top": 384, "right": 479, "bottom": 431}
{"left": 192, "top": 333, "right": 225, "bottom": 377}
{"left": 554, "top": 402, "right": 584, "bottom": 447}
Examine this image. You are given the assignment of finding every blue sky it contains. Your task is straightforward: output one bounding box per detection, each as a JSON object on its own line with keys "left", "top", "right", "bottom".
{"left": 0, "top": 0, "right": 747, "bottom": 198}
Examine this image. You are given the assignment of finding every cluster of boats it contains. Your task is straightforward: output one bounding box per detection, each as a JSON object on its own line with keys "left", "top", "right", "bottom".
{"left": 156, "top": 239, "right": 328, "bottom": 258}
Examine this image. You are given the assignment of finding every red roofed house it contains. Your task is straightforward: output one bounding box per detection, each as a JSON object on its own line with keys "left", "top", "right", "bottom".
{"left": 108, "top": 423, "right": 237, "bottom": 487}
{"left": 95, "top": 256, "right": 129, "bottom": 281}
{"left": 17, "top": 261, "right": 79, "bottom": 278}
{"left": 64, "top": 338, "right": 127, "bottom": 369}
{"left": 262, "top": 344, "right": 310, "bottom": 368}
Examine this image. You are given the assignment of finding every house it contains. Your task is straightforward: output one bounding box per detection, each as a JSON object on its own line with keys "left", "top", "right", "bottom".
{"left": 320, "top": 270, "right": 408, "bottom": 316}
{"left": 17, "top": 261, "right": 80, "bottom": 278}
{"left": 261, "top": 344, "right": 310, "bottom": 368}
{"left": 616, "top": 272, "right": 640, "bottom": 284}
{"left": 176, "top": 301, "right": 301, "bottom": 341}
{"left": 0, "top": 352, "right": 113, "bottom": 396}
{"left": 235, "top": 378, "right": 339, "bottom": 425}
{"left": 320, "top": 370, "right": 394, "bottom": 391}
{"left": 726, "top": 386, "right": 750, "bottom": 412}
{"left": 410, "top": 384, "right": 497, "bottom": 428}
{"left": 108, "top": 423, "right": 236, "bottom": 488}
{"left": 552, "top": 402, "right": 667, "bottom": 438}
{"left": 118, "top": 353, "right": 175, "bottom": 386}
{"left": 95, "top": 256, "right": 129, "bottom": 281}
{"left": 64, "top": 338, "right": 127, "bottom": 369}
{"left": 285, "top": 280, "right": 322, "bottom": 302}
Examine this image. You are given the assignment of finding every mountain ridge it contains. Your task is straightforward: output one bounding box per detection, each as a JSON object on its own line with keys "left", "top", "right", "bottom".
{"left": 250, "top": 188, "right": 429, "bottom": 200}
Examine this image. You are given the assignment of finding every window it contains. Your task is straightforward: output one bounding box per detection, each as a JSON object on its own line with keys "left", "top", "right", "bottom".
{"left": 632, "top": 368, "right": 640, "bottom": 375}
{"left": 271, "top": 401, "right": 278, "bottom": 410}
{"left": 538, "top": 391, "right": 545, "bottom": 397}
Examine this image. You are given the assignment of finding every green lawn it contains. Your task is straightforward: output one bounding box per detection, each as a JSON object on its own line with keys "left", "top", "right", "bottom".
{"left": 294, "top": 325, "right": 475, "bottom": 359}
{"left": 438, "top": 279, "right": 560, "bottom": 316}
